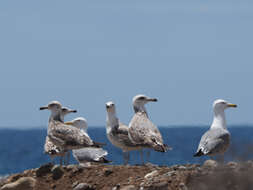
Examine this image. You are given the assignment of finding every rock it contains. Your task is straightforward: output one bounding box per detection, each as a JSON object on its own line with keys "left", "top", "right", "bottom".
{"left": 65, "top": 165, "right": 76, "bottom": 171}
{"left": 36, "top": 163, "right": 54, "bottom": 177}
{"left": 73, "top": 183, "right": 94, "bottom": 190}
{"left": 179, "top": 182, "right": 188, "bottom": 190}
{"left": 51, "top": 165, "right": 64, "bottom": 180}
{"left": 1, "top": 177, "right": 36, "bottom": 190}
{"left": 227, "top": 161, "right": 238, "bottom": 169}
{"left": 203, "top": 160, "right": 218, "bottom": 168}
{"left": 112, "top": 184, "right": 120, "bottom": 190}
{"left": 178, "top": 166, "right": 187, "bottom": 170}
{"left": 164, "top": 171, "right": 177, "bottom": 177}
{"left": 104, "top": 168, "right": 113, "bottom": 176}
{"left": 144, "top": 170, "right": 158, "bottom": 179}
{"left": 120, "top": 185, "right": 138, "bottom": 190}
{"left": 146, "top": 182, "right": 168, "bottom": 190}
{"left": 72, "top": 181, "right": 79, "bottom": 188}
{"left": 144, "top": 163, "right": 158, "bottom": 167}
{"left": 246, "top": 160, "right": 253, "bottom": 167}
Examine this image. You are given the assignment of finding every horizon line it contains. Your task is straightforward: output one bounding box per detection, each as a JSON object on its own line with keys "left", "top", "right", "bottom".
{"left": 0, "top": 124, "right": 253, "bottom": 130}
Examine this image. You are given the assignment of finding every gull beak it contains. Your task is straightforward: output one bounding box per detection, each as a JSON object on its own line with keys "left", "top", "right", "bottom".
{"left": 39, "top": 106, "right": 48, "bottom": 110}
{"left": 148, "top": 98, "right": 158, "bottom": 102}
{"left": 70, "top": 109, "right": 77, "bottom": 113}
{"left": 228, "top": 103, "right": 237, "bottom": 108}
{"left": 65, "top": 121, "right": 74, "bottom": 125}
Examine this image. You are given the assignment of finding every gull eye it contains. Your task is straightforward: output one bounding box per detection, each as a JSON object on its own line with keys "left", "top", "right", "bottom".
{"left": 138, "top": 97, "right": 145, "bottom": 100}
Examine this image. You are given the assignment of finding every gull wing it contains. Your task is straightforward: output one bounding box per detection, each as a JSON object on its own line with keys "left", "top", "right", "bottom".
{"left": 129, "top": 112, "right": 170, "bottom": 152}
{"left": 48, "top": 120, "right": 97, "bottom": 149}
{"left": 196, "top": 128, "right": 230, "bottom": 156}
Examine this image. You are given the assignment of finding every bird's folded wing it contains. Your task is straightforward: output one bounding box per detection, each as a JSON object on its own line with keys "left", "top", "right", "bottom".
{"left": 199, "top": 130, "right": 230, "bottom": 154}
{"left": 129, "top": 113, "right": 163, "bottom": 145}
{"left": 50, "top": 122, "right": 93, "bottom": 146}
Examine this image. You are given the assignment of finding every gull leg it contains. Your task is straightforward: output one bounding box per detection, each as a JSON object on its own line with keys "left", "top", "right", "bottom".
{"left": 67, "top": 151, "right": 71, "bottom": 165}
{"left": 140, "top": 149, "right": 144, "bottom": 165}
{"left": 126, "top": 152, "right": 130, "bottom": 165}
{"left": 146, "top": 150, "right": 150, "bottom": 163}
{"left": 60, "top": 156, "right": 63, "bottom": 166}
{"left": 123, "top": 152, "right": 127, "bottom": 165}
{"left": 50, "top": 156, "right": 55, "bottom": 165}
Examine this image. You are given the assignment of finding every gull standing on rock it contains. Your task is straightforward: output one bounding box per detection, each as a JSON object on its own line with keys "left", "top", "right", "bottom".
{"left": 65, "top": 117, "right": 110, "bottom": 166}
{"left": 106, "top": 101, "right": 141, "bottom": 165}
{"left": 128, "top": 95, "right": 171, "bottom": 157}
{"left": 194, "top": 99, "right": 237, "bottom": 161}
{"left": 40, "top": 101, "right": 104, "bottom": 152}
{"left": 44, "top": 107, "right": 77, "bottom": 164}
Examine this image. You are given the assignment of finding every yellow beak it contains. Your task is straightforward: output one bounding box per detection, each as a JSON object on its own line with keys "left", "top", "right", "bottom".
{"left": 228, "top": 104, "right": 237, "bottom": 108}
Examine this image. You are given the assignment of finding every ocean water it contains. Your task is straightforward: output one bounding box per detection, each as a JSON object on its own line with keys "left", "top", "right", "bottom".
{"left": 1, "top": 126, "right": 253, "bottom": 175}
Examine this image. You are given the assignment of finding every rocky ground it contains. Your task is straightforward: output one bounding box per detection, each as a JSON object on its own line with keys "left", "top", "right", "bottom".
{"left": 1, "top": 160, "right": 253, "bottom": 190}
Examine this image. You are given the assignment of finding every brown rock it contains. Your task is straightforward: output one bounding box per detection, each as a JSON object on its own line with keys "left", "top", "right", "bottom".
{"left": 51, "top": 165, "right": 64, "bottom": 180}
{"left": 36, "top": 163, "right": 53, "bottom": 177}
{"left": 1, "top": 177, "right": 36, "bottom": 190}
{"left": 73, "top": 183, "right": 94, "bottom": 190}
{"left": 203, "top": 160, "right": 218, "bottom": 168}
{"left": 120, "top": 185, "right": 138, "bottom": 190}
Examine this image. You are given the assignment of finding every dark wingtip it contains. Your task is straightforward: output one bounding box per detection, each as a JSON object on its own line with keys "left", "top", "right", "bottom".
{"left": 100, "top": 157, "right": 112, "bottom": 163}
{"left": 193, "top": 150, "right": 204, "bottom": 157}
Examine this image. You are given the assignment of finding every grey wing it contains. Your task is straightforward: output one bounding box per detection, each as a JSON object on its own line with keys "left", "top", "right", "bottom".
{"left": 73, "top": 148, "right": 108, "bottom": 162}
{"left": 115, "top": 123, "right": 137, "bottom": 147}
{"left": 198, "top": 129, "right": 230, "bottom": 155}
{"left": 49, "top": 121, "right": 94, "bottom": 148}
{"left": 129, "top": 113, "right": 163, "bottom": 145}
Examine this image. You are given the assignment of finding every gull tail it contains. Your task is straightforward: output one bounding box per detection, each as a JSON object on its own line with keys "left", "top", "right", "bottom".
{"left": 193, "top": 149, "right": 204, "bottom": 157}
{"left": 92, "top": 141, "right": 106, "bottom": 148}
{"left": 96, "top": 157, "right": 112, "bottom": 163}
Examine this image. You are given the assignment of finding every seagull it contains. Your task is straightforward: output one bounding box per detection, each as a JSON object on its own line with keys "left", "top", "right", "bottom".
{"left": 44, "top": 107, "right": 77, "bottom": 164}
{"left": 128, "top": 95, "right": 171, "bottom": 156}
{"left": 65, "top": 117, "right": 110, "bottom": 166}
{"left": 40, "top": 101, "right": 104, "bottom": 152}
{"left": 194, "top": 99, "right": 237, "bottom": 161}
{"left": 106, "top": 101, "right": 141, "bottom": 165}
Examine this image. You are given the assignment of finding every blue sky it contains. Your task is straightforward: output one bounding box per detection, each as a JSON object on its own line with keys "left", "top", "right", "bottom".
{"left": 0, "top": 0, "right": 252, "bottom": 128}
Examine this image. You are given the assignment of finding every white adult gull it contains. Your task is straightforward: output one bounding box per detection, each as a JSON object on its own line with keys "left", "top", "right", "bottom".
{"left": 194, "top": 99, "right": 237, "bottom": 160}
{"left": 106, "top": 101, "right": 141, "bottom": 165}
{"left": 65, "top": 117, "right": 110, "bottom": 166}
{"left": 128, "top": 95, "right": 171, "bottom": 154}
{"left": 44, "top": 106, "right": 77, "bottom": 164}
{"left": 40, "top": 101, "right": 104, "bottom": 152}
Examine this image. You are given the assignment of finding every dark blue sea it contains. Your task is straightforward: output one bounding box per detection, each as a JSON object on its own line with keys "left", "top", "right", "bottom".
{"left": 1, "top": 126, "right": 253, "bottom": 175}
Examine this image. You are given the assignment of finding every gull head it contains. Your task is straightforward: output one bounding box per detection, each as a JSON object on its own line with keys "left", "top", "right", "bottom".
{"left": 65, "top": 117, "right": 88, "bottom": 131}
{"left": 133, "top": 94, "right": 157, "bottom": 109}
{"left": 106, "top": 101, "right": 116, "bottom": 114}
{"left": 62, "top": 107, "right": 77, "bottom": 116}
{"left": 213, "top": 99, "right": 237, "bottom": 112}
{"left": 39, "top": 101, "right": 62, "bottom": 113}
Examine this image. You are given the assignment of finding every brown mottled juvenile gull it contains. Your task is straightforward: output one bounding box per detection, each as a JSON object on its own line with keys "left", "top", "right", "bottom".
{"left": 40, "top": 101, "right": 104, "bottom": 152}
{"left": 65, "top": 117, "right": 110, "bottom": 166}
{"left": 194, "top": 99, "right": 237, "bottom": 160}
{"left": 44, "top": 107, "right": 77, "bottom": 164}
{"left": 106, "top": 101, "right": 142, "bottom": 165}
{"left": 128, "top": 95, "right": 171, "bottom": 154}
